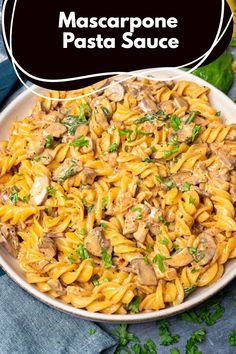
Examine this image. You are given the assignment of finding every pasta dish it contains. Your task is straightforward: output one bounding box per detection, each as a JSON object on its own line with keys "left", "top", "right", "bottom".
{"left": 0, "top": 77, "right": 236, "bottom": 314}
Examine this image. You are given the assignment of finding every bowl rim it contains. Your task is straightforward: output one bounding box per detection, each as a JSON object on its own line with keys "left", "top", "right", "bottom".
{"left": 0, "top": 67, "right": 236, "bottom": 323}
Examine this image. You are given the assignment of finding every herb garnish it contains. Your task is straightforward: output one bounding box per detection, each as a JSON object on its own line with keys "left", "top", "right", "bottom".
{"left": 185, "top": 328, "right": 206, "bottom": 354}
{"left": 62, "top": 103, "right": 88, "bottom": 135}
{"left": 135, "top": 111, "right": 168, "bottom": 124}
{"left": 184, "top": 285, "right": 197, "bottom": 297}
{"left": 102, "top": 196, "right": 108, "bottom": 209}
{"left": 124, "top": 295, "right": 141, "bottom": 313}
{"left": 191, "top": 125, "right": 201, "bottom": 142}
{"left": 153, "top": 253, "right": 166, "bottom": 273}
{"left": 47, "top": 187, "right": 56, "bottom": 197}
{"left": 9, "top": 186, "right": 19, "bottom": 204}
{"left": 101, "top": 247, "right": 112, "bottom": 269}
{"left": 181, "top": 182, "right": 191, "bottom": 192}
{"left": 87, "top": 328, "right": 97, "bottom": 335}
{"left": 158, "top": 319, "right": 179, "bottom": 346}
{"left": 158, "top": 215, "right": 170, "bottom": 226}
{"left": 163, "top": 146, "right": 179, "bottom": 158}
{"left": 228, "top": 330, "right": 236, "bottom": 346}
{"left": 158, "top": 237, "right": 169, "bottom": 246}
{"left": 70, "top": 135, "right": 89, "bottom": 147}
{"left": 170, "top": 115, "right": 181, "bottom": 131}
{"left": 185, "top": 111, "right": 200, "bottom": 124}
{"left": 45, "top": 135, "right": 53, "bottom": 148}
{"left": 87, "top": 204, "right": 95, "bottom": 213}
{"left": 109, "top": 143, "right": 119, "bottom": 153}
{"left": 76, "top": 244, "right": 89, "bottom": 260}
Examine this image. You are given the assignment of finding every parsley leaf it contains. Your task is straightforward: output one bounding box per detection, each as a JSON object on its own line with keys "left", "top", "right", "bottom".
{"left": 181, "top": 182, "right": 191, "bottom": 192}
{"left": 170, "top": 115, "right": 181, "bottom": 131}
{"left": 168, "top": 136, "right": 179, "bottom": 146}
{"left": 156, "top": 175, "right": 164, "bottom": 183}
{"left": 163, "top": 146, "right": 179, "bottom": 158}
{"left": 158, "top": 215, "right": 170, "bottom": 226}
{"left": 142, "top": 158, "right": 153, "bottom": 163}
{"left": 70, "top": 135, "right": 89, "bottom": 147}
{"left": 184, "top": 285, "right": 197, "bottom": 297}
{"left": 34, "top": 155, "right": 41, "bottom": 162}
{"left": 185, "top": 111, "right": 200, "bottom": 124}
{"left": 47, "top": 187, "right": 56, "bottom": 197}
{"left": 62, "top": 103, "right": 88, "bottom": 135}
{"left": 143, "top": 338, "right": 157, "bottom": 353}
{"left": 112, "top": 324, "right": 139, "bottom": 349}
{"left": 102, "top": 196, "right": 108, "bottom": 209}
{"left": 164, "top": 179, "right": 174, "bottom": 188}
{"left": 215, "top": 111, "right": 221, "bottom": 117}
{"left": 153, "top": 254, "right": 166, "bottom": 273}
{"left": 135, "top": 111, "right": 168, "bottom": 124}
{"left": 87, "top": 328, "right": 97, "bottom": 335}
{"left": 124, "top": 295, "right": 141, "bottom": 313}
{"left": 91, "top": 277, "right": 100, "bottom": 286}
{"left": 87, "top": 204, "right": 95, "bottom": 213}
{"left": 158, "top": 319, "right": 179, "bottom": 346}
{"left": 102, "top": 107, "right": 110, "bottom": 116}
{"left": 189, "top": 196, "right": 195, "bottom": 204}
{"left": 22, "top": 194, "right": 30, "bottom": 203}
{"left": 80, "top": 228, "right": 87, "bottom": 236}
{"left": 109, "top": 143, "right": 119, "bottom": 153}
{"left": 191, "top": 125, "right": 201, "bottom": 142}
{"left": 67, "top": 253, "right": 76, "bottom": 264}
{"left": 185, "top": 328, "right": 206, "bottom": 354}
{"left": 170, "top": 349, "right": 180, "bottom": 354}
{"left": 9, "top": 186, "right": 19, "bottom": 204}
{"left": 143, "top": 255, "right": 149, "bottom": 264}
{"left": 187, "top": 247, "right": 205, "bottom": 263}
{"left": 100, "top": 222, "right": 107, "bottom": 229}
{"left": 158, "top": 237, "right": 169, "bottom": 246}
{"left": 228, "top": 330, "right": 236, "bottom": 346}
{"left": 119, "top": 129, "right": 134, "bottom": 142}
{"left": 45, "top": 135, "right": 53, "bottom": 148}
{"left": 76, "top": 244, "right": 89, "bottom": 260}
{"left": 101, "top": 247, "right": 112, "bottom": 269}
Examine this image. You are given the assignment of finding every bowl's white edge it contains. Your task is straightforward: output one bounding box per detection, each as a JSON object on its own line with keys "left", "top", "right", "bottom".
{"left": 0, "top": 67, "right": 236, "bottom": 323}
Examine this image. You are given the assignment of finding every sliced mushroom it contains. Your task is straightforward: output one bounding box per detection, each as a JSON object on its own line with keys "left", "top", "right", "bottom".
{"left": 123, "top": 211, "right": 138, "bottom": 235}
{"left": 45, "top": 111, "right": 65, "bottom": 123}
{"left": 80, "top": 167, "right": 97, "bottom": 185}
{"left": 94, "top": 106, "right": 109, "bottom": 130}
{"left": 104, "top": 83, "right": 124, "bottom": 102}
{"left": 84, "top": 227, "right": 112, "bottom": 257}
{"left": 38, "top": 236, "right": 57, "bottom": 258}
{"left": 53, "top": 158, "right": 83, "bottom": 182}
{"left": 30, "top": 176, "right": 49, "bottom": 206}
{"left": 44, "top": 123, "right": 67, "bottom": 138}
{"left": 173, "top": 96, "right": 189, "bottom": 109}
{"left": 138, "top": 96, "right": 157, "bottom": 114}
{"left": 131, "top": 258, "right": 157, "bottom": 285}
{"left": 39, "top": 149, "right": 54, "bottom": 165}
{"left": 47, "top": 279, "right": 66, "bottom": 296}
{"left": 197, "top": 231, "right": 217, "bottom": 266}
{"left": 102, "top": 152, "right": 118, "bottom": 167}
{"left": 80, "top": 137, "right": 95, "bottom": 154}
{"left": 176, "top": 124, "right": 194, "bottom": 142}
{"left": 0, "top": 190, "right": 9, "bottom": 204}
{"left": 214, "top": 146, "right": 236, "bottom": 170}
{"left": 172, "top": 172, "right": 192, "bottom": 188}
{"left": 0, "top": 224, "right": 19, "bottom": 258}
{"left": 166, "top": 248, "right": 193, "bottom": 267}
{"left": 75, "top": 124, "right": 89, "bottom": 137}
{"left": 27, "top": 136, "right": 45, "bottom": 158}
{"left": 160, "top": 100, "right": 175, "bottom": 115}
{"left": 133, "top": 222, "right": 148, "bottom": 243}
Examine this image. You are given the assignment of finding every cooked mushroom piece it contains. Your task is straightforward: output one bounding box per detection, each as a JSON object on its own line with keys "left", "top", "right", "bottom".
{"left": 197, "top": 231, "right": 217, "bottom": 266}
{"left": 0, "top": 224, "right": 19, "bottom": 258}
{"left": 27, "top": 136, "right": 45, "bottom": 158}
{"left": 172, "top": 172, "right": 192, "bottom": 188}
{"left": 160, "top": 100, "right": 175, "bottom": 115}
{"left": 44, "top": 123, "right": 67, "bottom": 138}
{"left": 133, "top": 222, "right": 148, "bottom": 243}
{"left": 104, "top": 83, "right": 124, "bottom": 102}
{"left": 177, "top": 124, "right": 194, "bottom": 142}
{"left": 131, "top": 258, "right": 157, "bottom": 285}
{"left": 138, "top": 96, "right": 157, "bottom": 114}
{"left": 94, "top": 106, "right": 109, "bottom": 130}
{"left": 30, "top": 176, "right": 50, "bottom": 206}
{"left": 214, "top": 146, "right": 236, "bottom": 170}
{"left": 38, "top": 236, "right": 57, "bottom": 258}
{"left": 84, "top": 227, "right": 112, "bottom": 257}
{"left": 80, "top": 167, "right": 97, "bottom": 185}
{"left": 39, "top": 149, "right": 54, "bottom": 165}
{"left": 123, "top": 211, "right": 138, "bottom": 235}
{"left": 47, "top": 279, "right": 66, "bottom": 296}
{"left": 166, "top": 248, "right": 193, "bottom": 267}
{"left": 53, "top": 158, "right": 83, "bottom": 182}
{"left": 173, "top": 96, "right": 189, "bottom": 109}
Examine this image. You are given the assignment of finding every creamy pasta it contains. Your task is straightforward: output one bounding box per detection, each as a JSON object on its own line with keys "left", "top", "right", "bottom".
{"left": 0, "top": 77, "right": 236, "bottom": 314}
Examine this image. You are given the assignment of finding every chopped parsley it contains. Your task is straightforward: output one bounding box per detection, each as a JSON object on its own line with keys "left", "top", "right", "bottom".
{"left": 70, "top": 135, "right": 89, "bottom": 147}
{"left": 156, "top": 175, "right": 164, "bottom": 183}
{"left": 45, "top": 135, "right": 53, "bottom": 148}
{"left": 153, "top": 253, "right": 166, "bottom": 273}
{"left": 169, "top": 115, "right": 181, "bottom": 131}
{"left": 131, "top": 207, "right": 142, "bottom": 213}
{"left": 184, "top": 285, "right": 197, "bottom": 297}
{"left": 163, "top": 146, "right": 179, "bottom": 158}
{"left": 168, "top": 136, "right": 179, "bottom": 146}
{"left": 87, "top": 204, "right": 95, "bottom": 213}
{"left": 185, "top": 328, "right": 206, "bottom": 354}
{"left": 164, "top": 179, "right": 174, "bottom": 188}
{"left": 143, "top": 255, "right": 149, "bottom": 264}
{"left": 181, "top": 182, "right": 191, "bottom": 192}
{"left": 34, "top": 155, "right": 41, "bottom": 162}
{"left": 119, "top": 128, "right": 133, "bottom": 142}
{"left": 91, "top": 277, "right": 100, "bottom": 286}
{"left": 22, "top": 194, "right": 30, "bottom": 203}
{"left": 185, "top": 111, "right": 200, "bottom": 124}
{"left": 191, "top": 125, "right": 201, "bottom": 142}
{"left": 158, "top": 319, "right": 179, "bottom": 346}
{"left": 189, "top": 196, "right": 195, "bottom": 204}
{"left": 47, "top": 187, "right": 56, "bottom": 197}
{"left": 158, "top": 237, "right": 169, "bottom": 246}
{"left": 80, "top": 228, "right": 87, "bottom": 236}
{"left": 76, "top": 244, "right": 89, "bottom": 260}
{"left": 100, "top": 222, "right": 107, "bottom": 229}
{"left": 112, "top": 324, "right": 139, "bottom": 350}
{"left": 143, "top": 339, "right": 157, "bottom": 353}
{"left": 170, "top": 349, "right": 180, "bottom": 354}
{"left": 62, "top": 103, "right": 88, "bottom": 135}
{"left": 9, "top": 186, "right": 19, "bottom": 204}
{"left": 134, "top": 111, "right": 168, "bottom": 124}
{"left": 215, "top": 111, "right": 221, "bottom": 117}
{"left": 87, "top": 328, "right": 97, "bottom": 335}
{"left": 151, "top": 146, "right": 157, "bottom": 152}
{"left": 158, "top": 215, "right": 170, "bottom": 226}
{"left": 102, "top": 106, "right": 110, "bottom": 116}
{"left": 101, "top": 247, "right": 112, "bottom": 269}
{"left": 109, "top": 143, "right": 119, "bottom": 153}
{"left": 102, "top": 196, "right": 108, "bottom": 209}
{"left": 142, "top": 158, "right": 153, "bottom": 163}
{"left": 124, "top": 295, "right": 141, "bottom": 313}
{"left": 187, "top": 247, "right": 204, "bottom": 263}
{"left": 82, "top": 198, "right": 87, "bottom": 206}
{"left": 228, "top": 330, "right": 236, "bottom": 346}
{"left": 191, "top": 267, "right": 200, "bottom": 274}
{"left": 67, "top": 253, "right": 76, "bottom": 264}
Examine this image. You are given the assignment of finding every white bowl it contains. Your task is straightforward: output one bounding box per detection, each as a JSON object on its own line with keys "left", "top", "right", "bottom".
{"left": 0, "top": 68, "right": 236, "bottom": 323}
